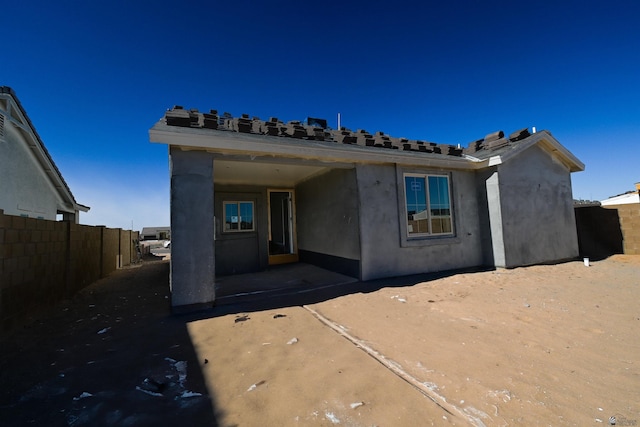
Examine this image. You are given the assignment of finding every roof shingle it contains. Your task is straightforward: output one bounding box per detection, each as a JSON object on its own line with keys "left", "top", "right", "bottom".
{"left": 162, "top": 106, "right": 533, "bottom": 160}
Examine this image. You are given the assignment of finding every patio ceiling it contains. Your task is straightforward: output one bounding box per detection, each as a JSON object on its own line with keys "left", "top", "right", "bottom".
{"left": 214, "top": 159, "right": 330, "bottom": 187}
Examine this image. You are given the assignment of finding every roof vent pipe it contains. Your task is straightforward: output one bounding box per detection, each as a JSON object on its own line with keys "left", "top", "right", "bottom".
{"left": 337, "top": 112, "right": 341, "bottom": 130}
{"left": 532, "top": 126, "right": 536, "bottom": 133}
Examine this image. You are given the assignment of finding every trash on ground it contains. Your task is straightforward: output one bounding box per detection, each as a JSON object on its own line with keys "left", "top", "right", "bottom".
{"left": 73, "top": 392, "right": 93, "bottom": 400}
{"left": 136, "top": 386, "right": 163, "bottom": 397}
{"left": 287, "top": 337, "right": 298, "bottom": 345}
{"left": 141, "top": 378, "right": 166, "bottom": 394}
{"left": 174, "top": 361, "right": 187, "bottom": 388}
{"left": 247, "top": 380, "right": 266, "bottom": 391}
{"left": 235, "top": 315, "right": 250, "bottom": 323}
{"left": 325, "top": 412, "right": 340, "bottom": 424}
{"left": 181, "top": 390, "right": 203, "bottom": 398}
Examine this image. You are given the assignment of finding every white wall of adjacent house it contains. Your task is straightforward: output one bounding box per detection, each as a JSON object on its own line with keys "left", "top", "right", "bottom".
{"left": 0, "top": 117, "right": 59, "bottom": 220}
{"left": 600, "top": 192, "right": 640, "bottom": 206}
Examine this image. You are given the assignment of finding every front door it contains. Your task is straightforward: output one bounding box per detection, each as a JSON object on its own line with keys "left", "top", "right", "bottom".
{"left": 268, "top": 189, "right": 298, "bottom": 265}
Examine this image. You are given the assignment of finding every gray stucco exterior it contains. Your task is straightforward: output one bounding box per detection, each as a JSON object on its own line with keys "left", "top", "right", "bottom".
{"left": 356, "top": 164, "right": 485, "bottom": 280}
{"left": 296, "top": 168, "right": 361, "bottom": 277}
{"left": 169, "top": 148, "right": 215, "bottom": 308}
{"left": 485, "top": 144, "right": 579, "bottom": 267}
{"left": 150, "top": 108, "right": 584, "bottom": 310}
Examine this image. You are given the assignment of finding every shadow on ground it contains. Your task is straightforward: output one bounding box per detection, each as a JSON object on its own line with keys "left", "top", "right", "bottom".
{"left": 0, "top": 259, "right": 220, "bottom": 427}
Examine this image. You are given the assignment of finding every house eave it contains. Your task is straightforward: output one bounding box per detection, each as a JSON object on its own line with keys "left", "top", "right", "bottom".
{"left": 1, "top": 87, "right": 90, "bottom": 213}
{"left": 149, "top": 121, "right": 482, "bottom": 171}
{"left": 470, "top": 130, "right": 585, "bottom": 173}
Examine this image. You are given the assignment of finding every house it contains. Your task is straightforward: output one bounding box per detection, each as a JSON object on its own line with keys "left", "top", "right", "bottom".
{"left": 600, "top": 183, "right": 640, "bottom": 206}
{"left": 149, "top": 107, "right": 584, "bottom": 310}
{"left": 140, "top": 226, "right": 171, "bottom": 241}
{"left": 0, "top": 87, "right": 88, "bottom": 222}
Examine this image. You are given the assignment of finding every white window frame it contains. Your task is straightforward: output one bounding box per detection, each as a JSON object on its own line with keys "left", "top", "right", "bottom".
{"left": 223, "top": 201, "right": 255, "bottom": 233}
{"left": 403, "top": 173, "right": 454, "bottom": 238}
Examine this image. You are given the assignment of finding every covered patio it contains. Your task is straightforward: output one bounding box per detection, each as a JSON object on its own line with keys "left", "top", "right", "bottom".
{"left": 215, "top": 263, "right": 358, "bottom": 305}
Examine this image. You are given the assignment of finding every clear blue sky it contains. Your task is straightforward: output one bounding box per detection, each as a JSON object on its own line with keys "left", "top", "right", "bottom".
{"left": 4, "top": 1, "right": 639, "bottom": 230}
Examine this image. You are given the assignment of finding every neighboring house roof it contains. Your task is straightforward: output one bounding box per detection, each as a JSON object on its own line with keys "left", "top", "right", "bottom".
{"left": 149, "top": 106, "right": 584, "bottom": 173}
{"left": 0, "top": 86, "right": 89, "bottom": 215}
{"left": 600, "top": 191, "right": 640, "bottom": 206}
{"left": 600, "top": 182, "right": 640, "bottom": 206}
{"left": 141, "top": 226, "right": 171, "bottom": 235}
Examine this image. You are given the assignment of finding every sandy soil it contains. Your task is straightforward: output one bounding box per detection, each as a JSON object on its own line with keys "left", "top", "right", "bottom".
{"left": 190, "top": 256, "right": 640, "bottom": 426}
{"left": 2, "top": 255, "right": 639, "bottom": 426}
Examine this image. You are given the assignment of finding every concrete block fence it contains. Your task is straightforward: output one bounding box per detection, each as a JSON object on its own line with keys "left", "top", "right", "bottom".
{"left": 0, "top": 209, "right": 140, "bottom": 333}
{"left": 610, "top": 204, "right": 640, "bottom": 255}
{"left": 574, "top": 203, "right": 640, "bottom": 258}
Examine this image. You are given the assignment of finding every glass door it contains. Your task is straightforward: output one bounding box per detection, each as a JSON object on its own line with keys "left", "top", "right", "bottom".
{"left": 267, "top": 190, "right": 298, "bottom": 265}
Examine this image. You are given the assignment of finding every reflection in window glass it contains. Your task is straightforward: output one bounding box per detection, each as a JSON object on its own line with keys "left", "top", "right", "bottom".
{"left": 239, "top": 202, "right": 254, "bottom": 230}
{"left": 405, "top": 176, "right": 428, "bottom": 234}
{"left": 404, "top": 174, "right": 453, "bottom": 236}
{"left": 223, "top": 201, "right": 254, "bottom": 232}
{"left": 428, "top": 176, "right": 452, "bottom": 233}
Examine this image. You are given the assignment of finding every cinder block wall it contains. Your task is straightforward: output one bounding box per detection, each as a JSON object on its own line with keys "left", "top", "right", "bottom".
{"left": 120, "top": 229, "right": 131, "bottom": 268}
{"left": 0, "top": 210, "right": 140, "bottom": 333}
{"left": 0, "top": 213, "right": 68, "bottom": 331}
{"left": 102, "top": 227, "right": 120, "bottom": 276}
{"left": 68, "top": 224, "right": 102, "bottom": 295}
{"left": 605, "top": 204, "right": 640, "bottom": 255}
{"left": 574, "top": 205, "right": 624, "bottom": 258}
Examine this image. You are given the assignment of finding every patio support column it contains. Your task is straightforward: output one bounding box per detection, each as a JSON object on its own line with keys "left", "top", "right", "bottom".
{"left": 169, "top": 147, "right": 216, "bottom": 311}
{"left": 486, "top": 170, "right": 506, "bottom": 268}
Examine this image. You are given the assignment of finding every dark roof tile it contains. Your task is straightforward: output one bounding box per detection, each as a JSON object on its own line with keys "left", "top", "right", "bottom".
{"left": 162, "top": 107, "right": 479, "bottom": 158}
{"left": 509, "top": 127, "right": 530, "bottom": 142}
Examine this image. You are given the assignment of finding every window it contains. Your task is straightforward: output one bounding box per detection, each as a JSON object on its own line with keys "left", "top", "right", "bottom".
{"left": 223, "top": 201, "right": 255, "bottom": 232}
{"left": 404, "top": 174, "right": 453, "bottom": 236}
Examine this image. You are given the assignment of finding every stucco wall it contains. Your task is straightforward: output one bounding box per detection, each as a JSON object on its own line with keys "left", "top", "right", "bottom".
{"left": 474, "top": 168, "right": 498, "bottom": 266}
{"left": 356, "top": 164, "right": 484, "bottom": 281}
{"left": 170, "top": 148, "right": 216, "bottom": 308}
{"left": 495, "top": 145, "right": 579, "bottom": 267}
{"left": 296, "top": 168, "right": 361, "bottom": 261}
{"left": 0, "top": 123, "right": 58, "bottom": 219}
{"left": 484, "top": 170, "right": 507, "bottom": 267}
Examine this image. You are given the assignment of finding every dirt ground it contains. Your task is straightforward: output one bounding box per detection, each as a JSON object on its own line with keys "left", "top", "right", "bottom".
{"left": 1, "top": 255, "right": 639, "bottom": 426}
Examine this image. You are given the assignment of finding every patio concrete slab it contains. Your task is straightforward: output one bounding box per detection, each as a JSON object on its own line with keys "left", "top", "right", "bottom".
{"left": 215, "top": 263, "right": 358, "bottom": 302}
